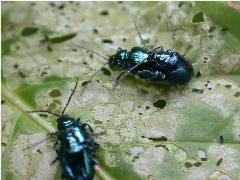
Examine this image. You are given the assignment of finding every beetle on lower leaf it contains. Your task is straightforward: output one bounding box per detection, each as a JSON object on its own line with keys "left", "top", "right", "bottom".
{"left": 29, "top": 78, "right": 100, "bottom": 180}
{"left": 80, "top": 20, "right": 194, "bottom": 91}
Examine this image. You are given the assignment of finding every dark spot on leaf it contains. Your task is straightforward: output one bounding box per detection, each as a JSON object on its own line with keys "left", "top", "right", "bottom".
{"left": 122, "top": 37, "right": 126, "bottom": 42}
{"left": 48, "top": 103, "right": 57, "bottom": 112}
{"left": 234, "top": 92, "right": 240, "bottom": 97}
{"left": 203, "top": 61, "right": 207, "bottom": 63}
{"left": 208, "top": 26, "right": 216, "bottom": 33}
{"left": 49, "top": 89, "right": 61, "bottom": 97}
{"left": 58, "top": 4, "right": 65, "bottom": 10}
{"left": 184, "top": 162, "right": 193, "bottom": 168}
{"left": 57, "top": 59, "right": 63, "bottom": 63}
{"left": 49, "top": 33, "right": 77, "bottom": 44}
{"left": 1, "top": 142, "right": 7, "bottom": 146}
{"left": 89, "top": 54, "right": 93, "bottom": 59}
{"left": 93, "top": 28, "right": 99, "bottom": 34}
{"left": 203, "top": 56, "right": 208, "bottom": 60}
{"left": 83, "top": 61, "right": 87, "bottom": 65}
{"left": 1, "top": 100, "right": 5, "bottom": 104}
{"left": 192, "top": 88, "right": 204, "bottom": 94}
{"left": 225, "top": 84, "right": 232, "bottom": 88}
{"left": 192, "top": 12, "right": 204, "bottom": 23}
{"left": 194, "top": 162, "right": 202, "bottom": 167}
{"left": 144, "top": 136, "right": 168, "bottom": 141}
{"left": 221, "top": 27, "right": 228, "bottom": 32}
{"left": 208, "top": 88, "right": 212, "bottom": 90}
{"left": 13, "top": 63, "right": 19, "bottom": 69}
{"left": 37, "top": 149, "right": 43, "bottom": 154}
{"left": 196, "top": 71, "right": 201, "bottom": 77}
{"left": 216, "top": 158, "right": 223, "bottom": 166}
{"left": 15, "top": 45, "right": 20, "bottom": 50}
{"left": 201, "top": 157, "right": 207, "bottom": 161}
{"left": 139, "top": 113, "right": 143, "bottom": 115}
{"left": 47, "top": 45, "right": 53, "bottom": 52}
{"left": 102, "top": 39, "right": 113, "bottom": 44}
{"left": 101, "top": 67, "right": 111, "bottom": 76}
{"left": 178, "top": 2, "right": 184, "bottom": 7}
{"left": 72, "top": 48, "right": 77, "bottom": 52}
{"left": 219, "top": 135, "right": 224, "bottom": 144}
{"left": 41, "top": 71, "right": 48, "bottom": 76}
{"left": 49, "top": 2, "right": 56, "bottom": 7}
{"left": 39, "top": 114, "right": 48, "bottom": 118}
{"left": 140, "top": 88, "right": 149, "bottom": 94}
{"left": 207, "top": 80, "right": 210, "bottom": 83}
{"left": 100, "top": 10, "right": 109, "bottom": 16}
{"left": 137, "top": 106, "right": 141, "bottom": 108}
{"left": 205, "top": 84, "right": 208, "bottom": 87}
{"left": 155, "top": 144, "right": 168, "bottom": 150}
{"left": 153, "top": 99, "right": 166, "bottom": 109}
{"left": 81, "top": 80, "right": 91, "bottom": 86}
{"left": 145, "top": 106, "right": 150, "bottom": 110}
{"left": 21, "top": 27, "right": 39, "bottom": 36}
{"left": 19, "top": 71, "right": 26, "bottom": 78}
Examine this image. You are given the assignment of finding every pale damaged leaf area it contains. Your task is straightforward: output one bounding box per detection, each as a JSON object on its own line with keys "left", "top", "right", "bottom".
{"left": 1, "top": 2, "right": 240, "bottom": 180}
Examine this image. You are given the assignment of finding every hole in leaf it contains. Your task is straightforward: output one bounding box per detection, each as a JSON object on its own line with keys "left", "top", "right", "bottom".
{"left": 192, "top": 12, "right": 204, "bottom": 23}
{"left": 153, "top": 99, "right": 166, "bottom": 109}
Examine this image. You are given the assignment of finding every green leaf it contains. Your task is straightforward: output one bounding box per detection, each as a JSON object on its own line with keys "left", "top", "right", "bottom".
{"left": 195, "top": 2, "right": 240, "bottom": 40}
{"left": 2, "top": 2, "right": 240, "bottom": 180}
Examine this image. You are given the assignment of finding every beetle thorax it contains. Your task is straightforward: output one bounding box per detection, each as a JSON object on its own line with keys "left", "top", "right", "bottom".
{"left": 57, "top": 116, "right": 76, "bottom": 130}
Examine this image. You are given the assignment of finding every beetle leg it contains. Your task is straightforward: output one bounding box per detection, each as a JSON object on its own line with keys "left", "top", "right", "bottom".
{"left": 137, "top": 70, "right": 156, "bottom": 79}
{"left": 93, "top": 141, "right": 100, "bottom": 149}
{"left": 117, "top": 47, "right": 123, "bottom": 52}
{"left": 93, "top": 129, "right": 107, "bottom": 136}
{"left": 53, "top": 140, "right": 60, "bottom": 150}
{"left": 61, "top": 173, "right": 65, "bottom": 179}
{"left": 137, "top": 70, "right": 166, "bottom": 81}
{"left": 47, "top": 131, "right": 58, "bottom": 137}
{"left": 76, "top": 117, "right": 80, "bottom": 123}
{"left": 83, "top": 123, "right": 94, "bottom": 133}
{"left": 152, "top": 46, "right": 164, "bottom": 53}
{"left": 150, "top": 71, "right": 166, "bottom": 81}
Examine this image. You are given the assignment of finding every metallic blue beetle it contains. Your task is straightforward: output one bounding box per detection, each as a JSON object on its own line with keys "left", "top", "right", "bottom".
{"left": 81, "top": 21, "right": 193, "bottom": 89}
{"left": 109, "top": 46, "right": 193, "bottom": 87}
{"left": 29, "top": 78, "right": 99, "bottom": 180}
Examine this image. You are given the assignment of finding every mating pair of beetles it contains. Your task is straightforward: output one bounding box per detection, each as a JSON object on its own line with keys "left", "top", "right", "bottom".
{"left": 29, "top": 21, "right": 193, "bottom": 180}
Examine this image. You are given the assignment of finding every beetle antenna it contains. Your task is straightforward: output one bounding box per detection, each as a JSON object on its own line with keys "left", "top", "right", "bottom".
{"left": 61, "top": 78, "right": 79, "bottom": 116}
{"left": 28, "top": 110, "right": 61, "bottom": 118}
{"left": 133, "top": 20, "right": 147, "bottom": 49}
{"left": 79, "top": 61, "right": 109, "bottom": 97}
{"left": 79, "top": 46, "right": 109, "bottom": 62}
{"left": 113, "top": 57, "right": 148, "bottom": 89}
